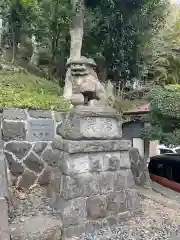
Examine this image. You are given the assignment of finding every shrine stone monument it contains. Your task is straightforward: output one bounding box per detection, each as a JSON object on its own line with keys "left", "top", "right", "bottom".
{"left": 51, "top": 57, "right": 140, "bottom": 239}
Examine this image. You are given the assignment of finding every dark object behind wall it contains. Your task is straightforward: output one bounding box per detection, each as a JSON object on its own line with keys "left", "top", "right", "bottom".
{"left": 122, "top": 120, "right": 144, "bottom": 140}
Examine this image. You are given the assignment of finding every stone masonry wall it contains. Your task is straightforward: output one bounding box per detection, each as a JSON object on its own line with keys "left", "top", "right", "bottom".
{"left": 2, "top": 108, "right": 66, "bottom": 190}
{"left": 0, "top": 110, "right": 10, "bottom": 240}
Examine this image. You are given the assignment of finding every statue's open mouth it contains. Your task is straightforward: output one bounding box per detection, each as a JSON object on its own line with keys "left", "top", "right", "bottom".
{"left": 81, "top": 91, "right": 100, "bottom": 105}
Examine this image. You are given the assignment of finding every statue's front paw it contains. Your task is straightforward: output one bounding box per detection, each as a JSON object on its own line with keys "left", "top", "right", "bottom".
{"left": 70, "top": 93, "right": 84, "bottom": 106}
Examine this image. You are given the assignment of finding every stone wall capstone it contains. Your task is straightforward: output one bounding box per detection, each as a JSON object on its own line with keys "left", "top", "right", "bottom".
{"left": 3, "top": 108, "right": 66, "bottom": 190}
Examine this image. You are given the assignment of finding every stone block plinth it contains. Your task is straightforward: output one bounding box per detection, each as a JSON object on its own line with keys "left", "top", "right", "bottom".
{"left": 51, "top": 107, "right": 140, "bottom": 239}
{"left": 57, "top": 106, "right": 122, "bottom": 140}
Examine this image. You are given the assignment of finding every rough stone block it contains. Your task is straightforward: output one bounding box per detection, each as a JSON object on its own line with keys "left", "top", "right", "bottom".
{"left": 54, "top": 112, "right": 66, "bottom": 122}
{"left": 62, "top": 173, "right": 98, "bottom": 200}
{"left": 106, "top": 216, "right": 118, "bottom": 227}
{"left": 106, "top": 191, "right": 126, "bottom": 212}
{"left": 17, "top": 169, "right": 37, "bottom": 189}
{"left": 27, "top": 119, "right": 55, "bottom": 141}
{"left": 125, "top": 189, "right": 140, "bottom": 211}
{"left": 61, "top": 198, "right": 87, "bottom": 227}
{"left": 86, "top": 195, "right": 107, "bottom": 219}
{"left": 0, "top": 198, "right": 10, "bottom": 240}
{"left": 0, "top": 154, "right": 8, "bottom": 198}
{"left": 3, "top": 108, "right": 27, "bottom": 120}
{"left": 62, "top": 152, "right": 90, "bottom": 175}
{"left": 50, "top": 170, "right": 62, "bottom": 194}
{"left": 28, "top": 110, "right": 52, "bottom": 118}
{"left": 3, "top": 121, "right": 26, "bottom": 141}
{"left": 57, "top": 111, "right": 122, "bottom": 140}
{"left": 89, "top": 153, "right": 103, "bottom": 172}
{"left": 97, "top": 172, "right": 114, "bottom": 194}
{"left": 33, "top": 142, "right": 47, "bottom": 156}
{"left": 42, "top": 148, "right": 63, "bottom": 167}
{"left": 37, "top": 165, "right": 52, "bottom": 185}
{"left": 85, "top": 220, "right": 103, "bottom": 233}
{"left": 63, "top": 224, "right": 85, "bottom": 239}
{"left": 23, "top": 152, "right": 44, "bottom": 173}
{"left": 114, "top": 170, "right": 135, "bottom": 191}
{"left": 119, "top": 151, "right": 131, "bottom": 169}
{"left": 5, "top": 142, "right": 32, "bottom": 159}
{"left": 117, "top": 211, "right": 132, "bottom": 223}
{"left": 53, "top": 139, "right": 131, "bottom": 153}
{"left": 5, "top": 152, "right": 24, "bottom": 176}
{"left": 101, "top": 153, "right": 121, "bottom": 171}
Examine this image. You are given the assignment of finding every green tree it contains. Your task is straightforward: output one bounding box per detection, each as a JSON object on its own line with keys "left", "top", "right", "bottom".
{"left": 142, "top": 85, "right": 180, "bottom": 146}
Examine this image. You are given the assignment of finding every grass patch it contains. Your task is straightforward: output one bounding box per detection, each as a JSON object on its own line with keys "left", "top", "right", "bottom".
{"left": 0, "top": 72, "right": 70, "bottom": 111}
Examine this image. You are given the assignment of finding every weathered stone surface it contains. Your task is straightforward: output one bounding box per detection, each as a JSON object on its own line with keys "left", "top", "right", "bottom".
{"left": 61, "top": 198, "right": 87, "bottom": 227}
{"left": 54, "top": 112, "right": 66, "bottom": 122}
{"left": 0, "top": 154, "right": 8, "bottom": 198}
{"left": 86, "top": 195, "right": 107, "bottom": 219}
{"left": 8, "top": 172, "right": 18, "bottom": 186}
{"left": 89, "top": 154, "right": 102, "bottom": 172}
{"left": 63, "top": 224, "right": 85, "bottom": 239}
{"left": 10, "top": 215, "right": 62, "bottom": 240}
{"left": 119, "top": 151, "right": 131, "bottom": 169}
{"left": 53, "top": 139, "right": 131, "bottom": 153}
{"left": 114, "top": 170, "right": 135, "bottom": 191}
{"left": 59, "top": 151, "right": 131, "bottom": 175}
{"left": 17, "top": 169, "right": 37, "bottom": 189}
{"left": 97, "top": 172, "right": 114, "bottom": 194}
{"left": 106, "top": 191, "right": 126, "bottom": 212}
{"left": 62, "top": 173, "right": 98, "bottom": 200}
{"left": 3, "top": 121, "right": 26, "bottom": 141}
{"left": 57, "top": 112, "right": 122, "bottom": 140}
{"left": 69, "top": 106, "right": 119, "bottom": 117}
{"left": 37, "top": 165, "right": 52, "bottom": 185}
{"left": 23, "top": 152, "right": 44, "bottom": 173}
{"left": 102, "top": 154, "right": 121, "bottom": 171}
{"left": 85, "top": 220, "right": 103, "bottom": 233}
{"left": 106, "top": 216, "right": 117, "bottom": 226}
{"left": 5, "top": 142, "right": 31, "bottom": 159}
{"left": 28, "top": 110, "right": 52, "bottom": 118}
{"left": 27, "top": 119, "right": 55, "bottom": 141}
{"left": 117, "top": 211, "right": 132, "bottom": 222}
{"left": 33, "top": 142, "right": 47, "bottom": 156}
{"left": 50, "top": 170, "right": 62, "bottom": 194}
{"left": 42, "top": 148, "right": 63, "bottom": 167}
{"left": 125, "top": 189, "right": 140, "bottom": 210}
{"left": 3, "top": 108, "right": 27, "bottom": 120}
{"left": 0, "top": 198, "right": 10, "bottom": 240}
{"left": 5, "top": 152, "right": 24, "bottom": 176}
{"left": 62, "top": 153, "right": 90, "bottom": 175}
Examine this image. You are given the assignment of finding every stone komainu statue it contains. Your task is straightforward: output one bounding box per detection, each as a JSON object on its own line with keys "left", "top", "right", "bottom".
{"left": 63, "top": 57, "right": 114, "bottom": 107}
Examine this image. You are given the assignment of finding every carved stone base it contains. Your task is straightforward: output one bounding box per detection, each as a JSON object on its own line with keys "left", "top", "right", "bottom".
{"left": 51, "top": 108, "right": 140, "bottom": 239}
{"left": 57, "top": 106, "right": 122, "bottom": 140}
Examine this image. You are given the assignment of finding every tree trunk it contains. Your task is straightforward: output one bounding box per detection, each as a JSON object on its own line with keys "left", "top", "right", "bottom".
{"left": 63, "top": 0, "right": 85, "bottom": 99}
{"left": 12, "top": 29, "right": 17, "bottom": 63}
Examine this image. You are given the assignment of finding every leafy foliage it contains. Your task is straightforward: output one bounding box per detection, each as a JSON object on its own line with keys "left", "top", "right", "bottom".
{"left": 144, "top": 7, "right": 180, "bottom": 85}
{"left": 1, "top": 0, "right": 169, "bottom": 88}
{"left": 142, "top": 86, "right": 180, "bottom": 146}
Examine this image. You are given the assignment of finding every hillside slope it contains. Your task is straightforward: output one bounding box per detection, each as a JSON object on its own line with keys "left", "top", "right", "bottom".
{"left": 0, "top": 72, "right": 69, "bottom": 111}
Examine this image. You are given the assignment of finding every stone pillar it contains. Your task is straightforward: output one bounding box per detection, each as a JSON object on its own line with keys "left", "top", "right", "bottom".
{"left": 0, "top": 109, "right": 10, "bottom": 240}
{"left": 52, "top": 106, "right": 140, "bottom": 239}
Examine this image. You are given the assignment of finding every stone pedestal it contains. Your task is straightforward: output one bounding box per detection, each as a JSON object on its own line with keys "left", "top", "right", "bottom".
{"left": 52, "top": 107, "right": 140, "bottom": 239}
